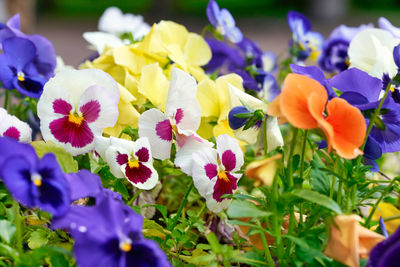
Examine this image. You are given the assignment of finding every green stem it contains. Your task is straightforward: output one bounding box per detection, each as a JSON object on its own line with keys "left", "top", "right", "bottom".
{"left": 12, "top": 200, "right": 22, "bottom": 254}
{"left": 257, "top": 221, "right": 275, "bottom": 267}
{"left": 271, "top": 176, "right": 283, "bottom": 261}
{"left": 263, "top": 117, "right": 268, "bottom": 155}
{"left": 329, "top": 176, "right": 336, "bottom": 199}
{"left": 365, "top": 178, "right": 398, "bottom": 227}
{"left": 299, "top": 130, "right": 308, "bottom": 181}
{"left": 4, "top": 90, "right": 9, "bottom": 110}
{"left": 287, "top": 128, "right": 299, "bottom": 188}
{"left": 128, "top": 189, "right": 143, "bottom": 206}
{"left": 170, "top": 180, "right": 194, "bottom": 231}
{"left": 383, "top": 214, "right": 400, "bottom": 222}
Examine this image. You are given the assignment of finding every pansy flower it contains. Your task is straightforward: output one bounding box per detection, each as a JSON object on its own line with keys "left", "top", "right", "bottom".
{"left": 139, "top": 68, "right": 210, "bottom": 163}
{"left": 287, "top": 11, "right": 324, "bottom": 62}
{"left": 0, "top": 137, "right": 70, "bottom": 217}
{"left": 52, "top": 172, "right": 170, "bottom": 267}
{"left": 272, "top": 73, "right": 366, "bottom": 159}
{"left": 37, "top": 69, "right": 120, "bottom": 156}
{"left": 95, "top": 136, "right": 158, "bottom": 190}
{"left": 0, "top": 14, "right": 56, "bottom": 80}
{"left": 192, "top": 134, "right": 244, "bottom": 213}
{"left": 367, "top": 225, "right": 400, "bottom": 267}
{"left": 206, "top": 0, "right": 243, "bottom": 43}
{"left": 0, "top": 107, "right": 32, "bottom": 143}
{"left": 0, "top": 37, "right": 47, "bottom": 98}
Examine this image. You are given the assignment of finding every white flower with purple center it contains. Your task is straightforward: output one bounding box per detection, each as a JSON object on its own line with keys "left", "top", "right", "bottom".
{"left": 192, "top": 134, "right": 243, "bottom": 213}
{"left": 95, "top": 136, "right": 158, "bottom": 190}
{"left": 0, "top": 108, "right": 32, "bottom": 143}
{"left": 37, "top": 69, "right": 119, "bottom": 156}
{"left": 139, "top": 67, "right": 205, "bottom": 161}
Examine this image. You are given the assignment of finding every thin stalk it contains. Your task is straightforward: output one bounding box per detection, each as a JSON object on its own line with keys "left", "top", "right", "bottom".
{"left": 12, "top": 200, "right": 22, "bottom": 254}
{"left": 263, "top": 117, "right": 268, "bottom": 155}
{"left": 257, "top": 221, "right": 275, "bottom": 267}
{"left": 287, "top": 128, "right": 299, "bottom": 188}
{"left": 329, "top": 176, "right": 336, "bottom": 199}
{"left": 3, "top": 90, "right": 9, "bottom": 110}
{"left": 383, "top": 214, "right": 400, "bottom": 222}
{"left": 299, "top": 130, "right": 308, "bottom": 181}
{"left": 271, "top": 176, "right": 283, "bottom": 261}
{"left": 128, "top": 189, "right": 143, "bottom": 206}
{"left": 365, "top": 178, "right": 398, "bottom": 227}
{"left": 170, "top": 180, "right": 194, "bottom": 231}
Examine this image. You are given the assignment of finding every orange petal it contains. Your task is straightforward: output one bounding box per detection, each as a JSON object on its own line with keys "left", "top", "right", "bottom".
{"left": 280, "top": 73, "right": 328, "bottom": 129}
{"left": 267, "top": 94, "right": 288, "bottom": 124}
{"left": 325, "top": 98, "right": 366, "bottom": 159}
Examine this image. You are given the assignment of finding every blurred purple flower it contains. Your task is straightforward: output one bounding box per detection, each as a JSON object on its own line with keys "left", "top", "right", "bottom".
{"left": 206, "top": 0, "right": 243, "bottom": 43}
{"left": 318, "top": 24, "right": 371, "bottom": 73}
{"left": 0, "top": 37, "right": 47, "bottom": 98}
{"left": 0, "top": 14, "right": 56, "bottom": 80}
{"left": 52, "top": 170, "right": 171, "bottom": 267}
{"left": 0, "top": 137, "right": 70, "bottom": 217}
{"left": 287, "top": 11, "right": 323, "bottom": 62}
{"left": 378, "top": 17, "right": 400, "bottom": 38}
{"left": 367, "top": 226, "right": 399, "bottom": 267}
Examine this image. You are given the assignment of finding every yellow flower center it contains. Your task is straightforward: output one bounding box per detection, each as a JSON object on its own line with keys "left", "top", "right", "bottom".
{"left": 68, "top": 113, "right": 84, "bottom": 125}
{"left": 17, "top": 71, "right": 25, "bottom": 82}
{"left": 31, "top": 173, "right": 42, "bottom": 187}
{"left": 119, "top": 241, "right": 132, "bottom": 252}
{"left": 217, "top": 170, "right": 229, "bottom": 182}
{"left": 390, "top": 85, "right": 396, "bottom": 93}
{"left": 128, "top": 159, "right": 140, "bottom": 168}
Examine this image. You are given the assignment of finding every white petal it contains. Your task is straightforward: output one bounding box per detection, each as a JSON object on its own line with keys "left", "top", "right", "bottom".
{"left": 175, "top": 134, "right": 213, "bottom": 176}
{"left": 105, "top": 145, "right": 126, "bottom": 178}
{"left": 0, "top": 108, "right": 32, "bottom": 143}
{"left": 94, "top": 136, "right": 111, "bottom": 160}
{"left": 109, "top": 136, "right": 136, "bottom": 154}
{"left": 132, "top": 137, "right": 153, "bottom": 163}
{"left": 165, "top": 68, "right": 201, "bottom": 131}
{"left": 192, "top": 148, "right": 218, "bottom": 197}
{"left": 138, "top": 108, "right": 172, "bottom": 160}
{"left": 216, "top": 134, "right": 244, "bottom": 172}
{"left": 83, "top": 31, "right": 124, "bottom": 54}
{"left": 78, "top": 84, "right": 119, "bottom": 130}
{"left": 234, "top": 125, "right": 260, "bottom": 145}
{"left": 228, "top": 83, "right": 268, "bottom": 113}
{"left": 265, "top": 116, "right": 284, "bottom": 152}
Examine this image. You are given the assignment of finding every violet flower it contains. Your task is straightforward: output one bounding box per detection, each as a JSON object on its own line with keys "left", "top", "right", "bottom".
{"left": 206, "top": 0, "right": 243, "bottom": 43}
{"left": 0, "top": 14, "right": 56, "bottom": 80}
{"left": 367, "top": 226, "right": 399, "bottom": 267}
{"left": 0, "top": 37, "right": 47, "bottom": 98}
{"left": 0, "top": 137, "right": 70, "bottom": 217}
{"left": 52, "top": 170, "right": 171, "bottom": 267}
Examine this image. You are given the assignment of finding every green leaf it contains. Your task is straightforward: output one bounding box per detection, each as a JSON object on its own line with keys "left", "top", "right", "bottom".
{"left": 28, "top": 228, "right": 49, "bottom": 249}
{"left": 50, "top": 253, "right": 69, "bottom": 267}
{"left": 227, "top": 199, "right": 272, "bottom": 218}
{"left": 289, "top": 189, "right": 342, "bottom": 214}
{"left": 0, "top": 220, "right": 15, "bottom": 244}
{"left": 0, "top": 243, "right": 18, "bottom": 260}
{"left": 31, "top": 141, "right": 78, "bottom": 173}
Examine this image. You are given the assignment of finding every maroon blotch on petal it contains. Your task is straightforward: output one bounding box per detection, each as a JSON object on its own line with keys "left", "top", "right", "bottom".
{"left": 155, "top": 119, "right": 172, "bottom": 141}
{"left": 80, "top": 100, "right": 101, "bottom": 123}
{"left": 3, "top": 127, "right": 21, "bottom": 140}
{"left": 49, "top": 116, "right": 94, "bottom": 148}
{"left": 136, "top": 147, "right": 150, "bottom": 162}
{"left": 175, "top": 108, "right": 184, "bottom": 124}
{"left": 53, "top": 99, "right": 72, "bottom": 115}
{"left": 204, "top": 163, "right": 217, "bottom": 180}
{"left": 116, "top": 154, "right": 128, "bottom": 165}
{"left": 125, "top": 163, "right": 152, "bottom": 184}
{"left": 221, "top": 150, "right": 236, "bottom": 172}
{"left": 212, "top": 173, "right": 238, "bottom": 202}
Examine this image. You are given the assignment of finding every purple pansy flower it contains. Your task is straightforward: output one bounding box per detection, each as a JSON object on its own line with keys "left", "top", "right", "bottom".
{"left": 367, "top": 226, "right": 399, "bottom": 267}
{"left": 204, "top": 38, "right": 245, "bottom": 73}
{"left": 329, "top": 68, "right": 400, "bottom": 154}
{"left": 0, "top": 14, "right": 56, "bottom": 80}
{"left": 0, "top": 137, "right": 70, "bottom": 217}
{"left": 318, "top": 24, "right": 371, "bottom": 73}
{"left": 52, "top": 171, "right": 170, "bottom": 267}
{"left": 206, "top": 0, "right": 243, "bottom": 43}
{"left": 287, "top": 11, "right": 324, "bottom": 61}
{"left": 0, "top": 37, "right": 47, "bottom": 98}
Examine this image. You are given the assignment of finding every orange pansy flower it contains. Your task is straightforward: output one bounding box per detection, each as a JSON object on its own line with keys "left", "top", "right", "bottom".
{"left": 272, "top": 73, "right": 366, "bottom": 159}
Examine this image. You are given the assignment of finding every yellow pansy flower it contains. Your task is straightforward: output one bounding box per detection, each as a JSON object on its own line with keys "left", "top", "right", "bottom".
{"left": 371, "top": 202, "right": 400, "bottom": 233}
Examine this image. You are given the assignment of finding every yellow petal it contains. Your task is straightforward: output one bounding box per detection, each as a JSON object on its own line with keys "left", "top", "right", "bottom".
{"left": 245, "top": 154, "right": 282, "bottom": 186}
{"left": 197, "top": 117, "right": 217, "bottom": 140}
{"left": 197, "top": 79, "right": 220, "bottom": 117}
{"left": 184, "top": 33, "right": 212, "bottom": 66}
{"left": 371, "top": 202, "right": 400, "bottom": 233}
{"left": 138, "top": 63, "right": 170, "bottom": 111}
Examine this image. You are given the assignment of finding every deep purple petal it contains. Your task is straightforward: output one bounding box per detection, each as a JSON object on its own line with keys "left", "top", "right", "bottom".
{"left": 213, "top": 173, "right": 237, "bottom": 202}
{"left": 328, "top": 68, "right": 382, "bottom": 102}
{"left": 287, "top": 11, "right": 311, "bottom": 38}
{"left": 0, "top": 136, "right": 37, "bottom": 167}
{"left": 368, "top": 227, "right": 400, "bottom": 267}
{"left": 65, "top": 169, "right": 102, "bottom": 202}
{"left": 205, "top": 163, "right": 218, "bottom": 180}
{"left": 3, "top": 37, "right": 36, "bottom": 71}
{"left": 0, "top": 54, "right": 14, "bottom": 89}
{"left": 3, "top": 127, "right": 21, "bottom": 141}
{"left": 53, "top": 99, "right": 73, "bottom": 115}
{"left": 13, "top": 75, "right": 45, "bottom": 99}
{"left": 206, "top": 0, "right": 219, "bottom": 28}
{"left": 29, "top": 34, "right": 56, "bottom": 79}
{"left": 394, "top": 44, "right": 400, "bottom": 69}
{"left": 125, "top": 163, "right": 152, "bottom": 184}
{"left": 364, "top": 137, "right": 382, "bottom": 160}
{"left": 221, "top": 150, "right": 236, "bottom": 172}
{"left": 155, "top": 119, "right": 172, "bottom": 141}
{"left": 117, "top": 154, "right": 129, "bottom": 165}
{"left": 228, "top": 106, "right": 249, "bottom": 130}
{"left": 124, "top": 239, "right": 171, "bottom": 267}
{"left": 175, "top": 108, "right": 184, "bottom": 125}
